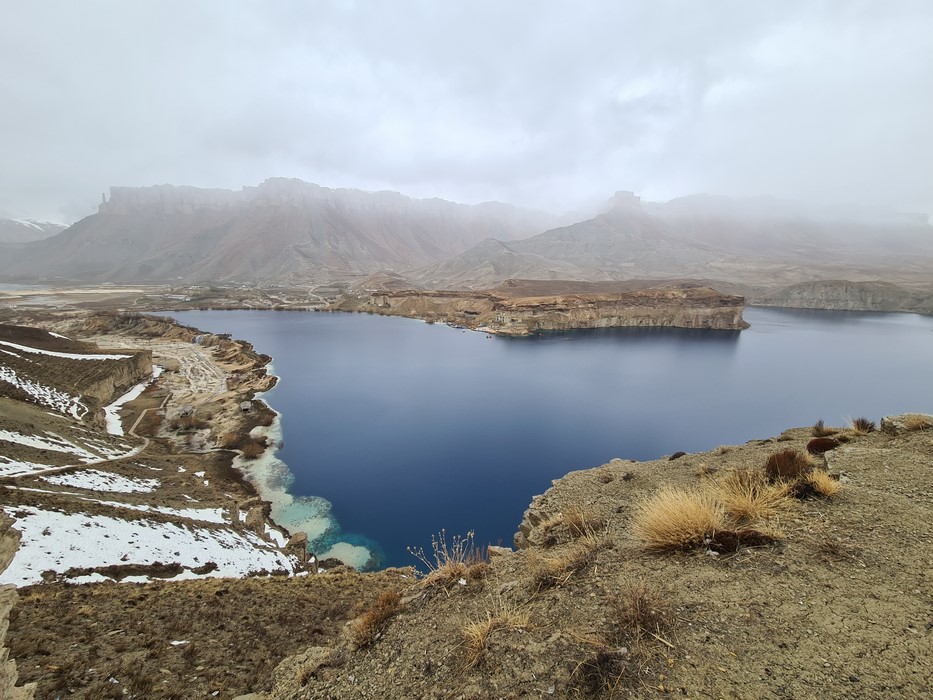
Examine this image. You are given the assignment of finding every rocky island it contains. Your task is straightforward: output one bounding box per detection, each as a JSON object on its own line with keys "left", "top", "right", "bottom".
{"left": 330, "top": 278, "right": 749, "bottom": 334}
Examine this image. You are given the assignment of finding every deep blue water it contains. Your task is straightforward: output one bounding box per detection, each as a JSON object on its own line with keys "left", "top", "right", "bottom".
{"left": 169, "top": 307, "right": 933, "bottom": 569}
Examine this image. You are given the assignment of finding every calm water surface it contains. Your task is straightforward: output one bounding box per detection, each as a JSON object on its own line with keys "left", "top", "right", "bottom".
{"left": 169, "top": 308, "right": 933, "bottom": 568}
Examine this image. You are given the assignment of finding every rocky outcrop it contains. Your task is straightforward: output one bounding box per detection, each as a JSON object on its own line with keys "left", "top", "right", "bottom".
{"left": 77, "top": 351, "right": 153, "bottom": 405}
{"left": 880, "top": 413, "right": 933, "bottom": 435}
{"left": 333, "top": 280, "right": 748, "bottom": 334}
{"left": 1, "top": 516, "right": 35, "bottom": 700}
{"left": 752, "top": 280, "right": 933, "bottom": 314}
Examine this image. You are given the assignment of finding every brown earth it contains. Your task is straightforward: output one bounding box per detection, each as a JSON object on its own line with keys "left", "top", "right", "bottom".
{"left": 9, "top": 568, "right": 410, "bottom": 699}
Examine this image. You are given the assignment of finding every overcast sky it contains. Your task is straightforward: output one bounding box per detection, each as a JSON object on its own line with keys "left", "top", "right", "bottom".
{"left": 2, "top": 1, "right": 931, "bottom": 223}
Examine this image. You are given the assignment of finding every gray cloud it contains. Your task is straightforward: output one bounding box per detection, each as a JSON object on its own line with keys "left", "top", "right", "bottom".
{"left": 2, "top": 1, "right": 931, "bottom": 223}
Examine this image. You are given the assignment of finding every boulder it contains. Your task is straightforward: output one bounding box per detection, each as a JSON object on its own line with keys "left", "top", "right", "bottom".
{"left": 880, "top": 413, "right": 933, "bottom": 436}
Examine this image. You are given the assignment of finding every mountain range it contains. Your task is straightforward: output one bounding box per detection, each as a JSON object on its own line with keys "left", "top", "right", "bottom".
{"left": 2, "top": 179, "right": 932, "bottom": 299}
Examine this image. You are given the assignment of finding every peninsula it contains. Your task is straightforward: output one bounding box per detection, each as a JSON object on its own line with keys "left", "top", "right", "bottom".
{"left": 329, "top": 279, "right": 750, "bottom": 334}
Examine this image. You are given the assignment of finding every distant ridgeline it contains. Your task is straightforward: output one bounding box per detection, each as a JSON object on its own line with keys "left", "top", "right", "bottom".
{"left": 330, "top": 279, "right": 749, "bottom": 334}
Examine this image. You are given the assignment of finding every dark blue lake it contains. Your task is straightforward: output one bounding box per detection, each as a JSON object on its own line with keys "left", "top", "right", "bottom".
{"left": 168, "top": 307, "right": 933, "bottom": 569}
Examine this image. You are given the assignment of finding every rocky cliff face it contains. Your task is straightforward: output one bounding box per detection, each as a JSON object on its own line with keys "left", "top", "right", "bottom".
{"left": 751, "top": 280, "right": 933, "bottom": 314}
{"left": 1, "top": 516, "right": 35, "bottom": 700}
{"left": 333, "top": 280, "right": 748, "bottom": 333}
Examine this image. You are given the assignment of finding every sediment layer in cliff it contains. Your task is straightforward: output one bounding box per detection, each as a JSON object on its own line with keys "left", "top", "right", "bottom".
{"left": 332, "top": 278, "right": 749, "bottom": 333}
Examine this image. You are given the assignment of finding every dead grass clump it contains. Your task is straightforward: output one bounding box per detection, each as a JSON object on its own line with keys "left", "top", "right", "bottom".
{"left": 631, "top": 487, "right": 726, "bottom": 551}
{"left": 540, "top": 505, "right": 603, "bottom": 546}
{"left": 796, "top": 470, "right": 842, "bottom": 499}
{"left": 347, "top": 590, "right": 402, "bottom": 648}
{"left": 529, "top": 535, "right": 601, "bottom": 590}
{"left": 408, "top": 530, "right": 488, "bottom": 589}
{"left": 764, "top": 449, "right": 817, "bottom": 482}
{"left": 564, "top": 505, "right": 603, "bottom": 538}
{"left": 462, "top": 607, "right": 531, "bottom": 668}
{"left": 571, "top": 644, "right": 631, "bottom": 696}
{"left": 714, "top": 469, "right": 792, "bottom": 524}
{"left": 608, "top": 582, "right": 675, "bottom": 645}
{"left": 850, "top": 416, "right": 876, "bottom": 433}
{"left": 812, "top": 419, "right": 837, "bottom": 437}
{"left": 903, "top": 414, "right": 933, "bottom": 431}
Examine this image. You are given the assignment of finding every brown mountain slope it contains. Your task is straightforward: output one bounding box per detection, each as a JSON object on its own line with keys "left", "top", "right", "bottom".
{"left": 0, "top": 179, "right": 558, "bottom": 286}
{"left": 411, "top": 193, "right": 933, "bottom": 290}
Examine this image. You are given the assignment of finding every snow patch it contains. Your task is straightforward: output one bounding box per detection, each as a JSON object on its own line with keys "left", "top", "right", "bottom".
{"left": 0, "top": 505, "right": 298, "bottom": 586}
{"left": 41, "top": 469, "right": 160, "bottom": 494}
{"left": 103, "top": 366, "right": 164, "bottom": 435}
{"left": 0, "top": 365, "right": 87, "bottom": 417}
{"left": 0, "top": 339, "right": 132, "bottom": 360}
{"left": 0, "top": 429, "right": 99, "bottom": 462}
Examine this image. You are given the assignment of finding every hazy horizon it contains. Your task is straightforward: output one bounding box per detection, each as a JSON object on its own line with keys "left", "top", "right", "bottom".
{"left": 3, "top": 1, "right": 932, "bottom": 224}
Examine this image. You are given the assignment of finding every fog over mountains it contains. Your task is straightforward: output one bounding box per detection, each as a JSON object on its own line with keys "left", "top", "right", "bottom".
{"left": 2, "top": 179, "right": 931, "bottom": 296}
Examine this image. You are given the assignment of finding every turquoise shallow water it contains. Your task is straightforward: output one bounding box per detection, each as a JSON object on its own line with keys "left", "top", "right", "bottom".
{"left": 168, "top": 307, "right": 933, "bottom": 569}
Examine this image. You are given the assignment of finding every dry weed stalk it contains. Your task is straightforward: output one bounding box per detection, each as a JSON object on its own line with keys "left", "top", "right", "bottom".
{"left": 462, "top": 603, "right": 531, "bottom": 668}
{"left": 850, "top": 416, "right": 876, "bottom": 433}
{"left": 407, "top": 530, "right": 488, "bottom": 588}
{"left": 811, "top": 419, "right": 837, "bottom": 437}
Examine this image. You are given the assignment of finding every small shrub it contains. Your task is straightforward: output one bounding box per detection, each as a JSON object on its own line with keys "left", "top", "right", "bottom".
{"left": 850, "top": 416, "right": 876, "bottom": 433}
{"left": 240, "top": 439, "right": 265, "bottom": 459}
{"left": 407, "top": 530, "right": 488, "bottom": 588}
{"left": 347, "top": 590, "right": 402, "bottom": 648}
{"left": 812, "top": 419, "right": 836, "bottom": 437}
{"left": 171, "top": 415, "right": 208, "bottom": 432}
{"left": 218, "top": 431, "right": 241, "bottom": 449}
{"left": 764, "top": 449, "right": 816, "bottom": 482}
{"left": 714, "top": 469, "right": 792, "bottom": 524}
{"left": 631, "top": 487, "right": 725, "bottom": 551}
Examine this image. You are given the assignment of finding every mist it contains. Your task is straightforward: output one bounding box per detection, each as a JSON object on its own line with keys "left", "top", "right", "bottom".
{"left": 2, "top": 1, "right": 931, "bottom": 223}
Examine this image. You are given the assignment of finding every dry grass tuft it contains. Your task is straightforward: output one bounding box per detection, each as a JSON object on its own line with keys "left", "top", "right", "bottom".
{"left": 798, "top": 470, "right": 843, "bottom": 499}
{"left": 850, "top": 416, "right": 876, "bottom": 433}
{"left": 462, "top": 606, "right": 531, "bottom": 668}
{"left": 764, "top": 449, "right": 817, "bottom": 482}
{"left": 714, "top": 469, "right": 793, "bottom": 524}
{"left": 903, "top": 414, "right": 933, "bottom": 431}
{"left": 529, "top": 535, "right": 602, "bottom": 589}
{"left": 564, "top": 505, "right": 603, "bottom": 537}
{"left": 408, "top": 530, "right": 488, "bottom": 589}
{"left": 347, "top": 590, "right": 402, "bottom": 648}
{"left": 812, "top": 419, "right": 837, "bottom": 437}
{"left": 631, "top": 487, "right": 726, "bottom": 551}
{"left": 608, "top": 582, "right": 675, "bottom": 644}
{"left": 540, "top": 505, "right": 603, "bottom": 546}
